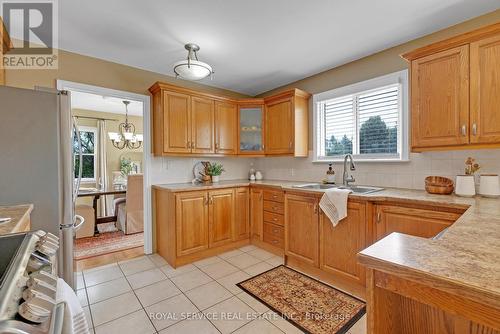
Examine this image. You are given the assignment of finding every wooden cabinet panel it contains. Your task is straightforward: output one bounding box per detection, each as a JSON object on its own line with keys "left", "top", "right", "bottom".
{"left": 263, "top": 189, "right": 284, "bottom": 202}
{"left": 208, "top": 188, "right": 234, "bottom": 248}
{"left": 263, "top": 211, "right": 284, "bottom": 226}
{"left": 163, "top": 91, "right": 191, "bottom": 153}
{"left": 375, "top": 205, "right": 460, "bottom": 240}
{"left": 175, "top": 191, "right": 209, "bottom": 256}
{"left": 470, "top": 34, "right": 500, "bottom": 144}
{"left": 191, "top": 96, "right": 215, "bottom": 153}
{"left": 263, "top": 222, "right": 284, "bottom": 239}
{"left": 250, "top": 188, "right": 263, "bottom": 240}
{"left": 234, "top": 187, "right": 250, "bottom": 241}
{"left": 265, "top": 98, "right": 294, "bottom": 154}
{"left": 320, "top": 201, "right": 366, "bottom": 285}
{"left": 411, "top": 45, "right": 469, "bottom": 149}
{"left": 215, "top": 101, "right": 238, "bottom": 154}
{"left": 284, "top": 194, "right": 319, "bottom": 267}
{"left": 263, "top": 200, "right": 284, "bottom": 215}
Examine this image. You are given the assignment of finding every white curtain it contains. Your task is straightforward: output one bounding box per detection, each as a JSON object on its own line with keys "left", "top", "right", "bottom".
{"left": 97, "top": 120, "right": 108, "bottom": 216}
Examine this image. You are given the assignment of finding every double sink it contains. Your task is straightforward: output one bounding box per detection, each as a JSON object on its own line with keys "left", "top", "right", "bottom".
{"left": 292, "top": 183, "right": 384, "bottom": 194}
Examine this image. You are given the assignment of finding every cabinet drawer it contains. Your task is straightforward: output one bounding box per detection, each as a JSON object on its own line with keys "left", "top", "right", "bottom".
{"left": 263, "top": 211, "right": 284, "bottom": 226}
{"left": 263, "top": 222, "right": 284, "bottom": 239}
{"left": 263, "top": 232, "right": 284, "bottom": 249}
{"left": 263, "top": 189, "right": 284, "bottom": 203}
{"left": 263, "top": 200, "right": 284, "bottom": 214}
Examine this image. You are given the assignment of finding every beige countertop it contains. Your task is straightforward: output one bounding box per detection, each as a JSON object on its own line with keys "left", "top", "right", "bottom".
{"left": 0, "top": 204, "right": 33, "bottom": 235}
{"left": 154, "top": 179, "right": 500, "bottom": 306}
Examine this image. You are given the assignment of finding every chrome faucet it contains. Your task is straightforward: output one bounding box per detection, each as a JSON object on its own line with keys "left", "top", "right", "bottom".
{"left": 342, "top": 154, "right": 356, "bottom": 186}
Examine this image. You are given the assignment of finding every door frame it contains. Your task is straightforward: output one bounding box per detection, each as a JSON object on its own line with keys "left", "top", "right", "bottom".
{"left": 56, "top": 80, "right": 153, "bottom": 254}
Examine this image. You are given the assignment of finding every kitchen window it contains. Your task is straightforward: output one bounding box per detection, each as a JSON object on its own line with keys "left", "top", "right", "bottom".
{"left": 73, "top": 126, "right": 97, "bottom": 182}
{"left": 314, "top": 70, "right": 408, "bottom": 162}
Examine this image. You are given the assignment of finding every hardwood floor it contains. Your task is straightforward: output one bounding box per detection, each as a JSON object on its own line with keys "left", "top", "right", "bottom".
{"left": 75, "top": 246, "right": 144, "bottom": 271}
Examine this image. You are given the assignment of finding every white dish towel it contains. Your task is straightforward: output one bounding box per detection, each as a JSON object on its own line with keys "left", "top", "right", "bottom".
{"left": 319, "top": 188, "right": 352, "bottom": 226}
{"left": 56, "top": 278, "right": 90, "bottom": 334}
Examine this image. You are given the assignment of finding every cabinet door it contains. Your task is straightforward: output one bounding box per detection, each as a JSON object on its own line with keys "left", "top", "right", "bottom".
{"left": 375, "top": 205, "right": 460, "bottom": 240}
{"left": 215, "top": 101, "right": 238, "bottom": 154}
{"left": 208, "top": 188, "right": 234, "bottom": 248}
{"left": 234, "top": 187, "right": 250, "bottom": 240}
{"left": 265, "top": 98, "right": 294, "bottom": 154}
{"left": 163, "top": 91, "right": 191, "bottom": 153}
{"left": 175, "top": 191, "right": 209, "bottom": 256}
{"left": 191, "top": 96, "right": 215, "bottom": 154}
{"left": 320, "top": 202, "right": 366, "bottom": 285}
{"left": 284, "top": 194, "right": 319, "bottom": 267}
{"left": 250, "top": 188, "right": 263, "bottom": 240}
{"left": 238, "top": 105, "right": 265, "bottom": 155}
{"left": 411, "top": 45, "right": 469, "bottom": 149}
{"left": 470, "top": 34, "right": 500, "bottom": 144}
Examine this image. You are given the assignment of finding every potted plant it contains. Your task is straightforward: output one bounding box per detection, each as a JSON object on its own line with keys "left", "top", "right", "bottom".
{"left": 207, "top": 162, "right": 225, "bottom": 183}
{"left": 456, "top": 157, "right": 480, "bottom": 197}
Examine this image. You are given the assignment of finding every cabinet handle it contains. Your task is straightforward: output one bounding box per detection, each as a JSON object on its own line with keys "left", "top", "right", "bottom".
{"left": 273, "top": 217, "right": 278, "bottom": 221}
{"left": 289, "top": 141, "right": 292, "bottom": 149}
{"left": 186, "top": 141, "right": 190, "bottom": 148}
{"left": 461, "top": 125, "right": 466, "bottom": 136}
{"left": 273, "top": 229, "right": 279, "bottom": 233}
{"left": 209, "top": 196, "right": 213, "bottom": 205}
{"left": 191, "top": 142, "right": 195, "bottom": 149}
{"left": 376, "top": 212, "right": 381, "bottom": 224}
{"left": 204, "top": 196, "right": 209, "bottom": 206}
{"left": 272, "top": 239, "right": 278, "bottom": 244}
{"left": 472, "top": 123, "right": 477, "bottom": 136}
{"left": 272, "top": 194, "right": 278, "bottom": 198}
{"left": 215, "top": 142, "right": 219, "bottom": 150}
{"left": 313, "top": 203, "right": 318, "bottom": 214}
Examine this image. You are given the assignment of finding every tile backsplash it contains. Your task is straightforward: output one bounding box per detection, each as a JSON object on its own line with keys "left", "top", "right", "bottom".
{"left": 151, "top": 149, "right": 500, "bottom": 191}
{"left": 253, "top": 150, "right": 500, "bottom": 190}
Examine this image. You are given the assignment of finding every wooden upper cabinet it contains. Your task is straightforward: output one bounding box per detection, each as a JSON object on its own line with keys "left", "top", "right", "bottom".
{"left": 250, "top": 187, "right": 263, "bottom": 240}
{"left": 191, "top": 96, "right": 215, "bottom": 154}
{"left": 149, "top": 82, "right": 310, "bottom": 156}
{"left": 265, "top": 98, "right": 293, "bottom": 154}
{"left": 320, "top": 201, "right": 366, "bottom": 286}
{"left": 374, "top": 204, "right": 461, "bottom": 241}
{"left": 284, "top": 193, "right": 319, "bottom": 267}
{"left": 410, "top": 45, "right": 470, "bottom": 149}
{"left": 470, "top": 34, "right": 500, "bottom": 144}
{"left": 175, "top": 191, "right": 209, "bottom": 256}
{"left": 208, "top": 189, "right": 234, "bottom": 248}
{"left": 403, "top": 23, "right": 500, "bottom": 151}
{"left": 163, "top": 91, "right": 192, "bottom": 153}
{"left": 215, "top": 101, "right": 238, "bottom": 154}
{"left": 234, "top": 187, "right": 250, "bottom": 240}
{"left": 264, "top": 90, "right": 310, "bottom": 157}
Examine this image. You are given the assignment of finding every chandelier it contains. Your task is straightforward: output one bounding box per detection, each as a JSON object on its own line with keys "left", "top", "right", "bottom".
{"left": 108, "top": 101, "right": 143, "bottom": 150}
{"left": 173, "top": 43, "right": 214, "bottom": 81}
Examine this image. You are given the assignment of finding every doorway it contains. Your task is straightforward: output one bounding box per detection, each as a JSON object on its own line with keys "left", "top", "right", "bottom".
{"left": 56, "top": 80, "right": 152, "bottom": 268}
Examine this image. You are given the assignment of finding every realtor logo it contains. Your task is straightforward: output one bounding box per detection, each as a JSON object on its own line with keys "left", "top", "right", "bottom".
{"left": 1, "top": 0, "right": 58, "bottom": 69}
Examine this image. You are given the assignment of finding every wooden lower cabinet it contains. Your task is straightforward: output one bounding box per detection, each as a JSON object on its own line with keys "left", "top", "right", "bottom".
{"left": 234, "top": 187, "right": 250, "bottom": 241}
{"left": 250, "top": 187, "right": 263, "bottom": 240}
{"left": 320, "top": 200, "right": 367, "bottom": 286}
{"left": 284, "top": 193, "right": 319, "bottom": 267}
{"left": 374, "top": 204, "right": 462, "bottom": 241}
{"left": 175, "top": 191, "right": 209, "bottom": 257}
{"left": 208, "top": 189, "right": 234, "bottom": 248}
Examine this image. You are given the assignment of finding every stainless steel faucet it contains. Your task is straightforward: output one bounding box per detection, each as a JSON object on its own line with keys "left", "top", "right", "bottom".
{"left": 342, "top": 154, "right": 356, "bottom": 186}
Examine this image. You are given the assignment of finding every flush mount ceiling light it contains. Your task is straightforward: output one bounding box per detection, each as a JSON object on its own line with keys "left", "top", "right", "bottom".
{"left": 173, "top": 43, "right": 214, "bottom": 81}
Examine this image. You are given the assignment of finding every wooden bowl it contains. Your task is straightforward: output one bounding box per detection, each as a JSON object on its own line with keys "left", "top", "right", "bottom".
{"left": 425, "top": 176, "right": 454, "bottom": 195}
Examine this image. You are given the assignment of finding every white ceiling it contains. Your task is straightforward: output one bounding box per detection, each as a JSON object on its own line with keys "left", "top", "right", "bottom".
{"left": 71, "top": 91, "right": 143, "bottom": 116}
{"left": 59, "top": 0, "right": 500, "bottom": 96}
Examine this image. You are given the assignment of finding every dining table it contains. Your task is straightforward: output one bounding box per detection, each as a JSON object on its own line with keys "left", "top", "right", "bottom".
{"left": 77, "top": 188, "right": 126, "bottom": 235}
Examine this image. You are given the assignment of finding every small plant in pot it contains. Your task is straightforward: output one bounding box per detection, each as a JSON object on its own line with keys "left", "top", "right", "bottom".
{"left": 207, "top": 162, "right": 225, "bottom": 183}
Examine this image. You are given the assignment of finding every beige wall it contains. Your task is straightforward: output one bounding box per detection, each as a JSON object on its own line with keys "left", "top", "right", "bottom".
{"left": 5, "top": 48, "right": 248, "bottom": 98}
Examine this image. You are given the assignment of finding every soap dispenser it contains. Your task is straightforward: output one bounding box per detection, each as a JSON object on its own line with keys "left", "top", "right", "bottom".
{"left": 326, "top": 163, "right": 335, "bottom": 184}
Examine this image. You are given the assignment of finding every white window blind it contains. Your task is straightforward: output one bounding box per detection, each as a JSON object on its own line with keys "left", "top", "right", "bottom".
{"left": 314, "top": 70, "right": 408, "bottom": 161}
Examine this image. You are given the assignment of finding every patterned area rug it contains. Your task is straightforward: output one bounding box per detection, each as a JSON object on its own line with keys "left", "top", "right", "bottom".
{"left": 238, "top": 265, "right": 366, "bottom": 334}
{"left": 74, "top": 229, "right": 143, "bottom": 260}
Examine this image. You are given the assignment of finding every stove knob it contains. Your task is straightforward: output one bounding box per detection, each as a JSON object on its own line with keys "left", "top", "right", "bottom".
{"left": 30, "top": 271, "right": 58, "bottom": 286}
{"left": 36, "top": 239, "right": 59, "bottom": 257}
{"left": 34, "top": 230, "right": 59, "bottom": 246}
{"left": 18, "top": 294, "right": 55, "bottom": 323}
{"left": 26, "top": 277, "right": 57, "bottom": 300}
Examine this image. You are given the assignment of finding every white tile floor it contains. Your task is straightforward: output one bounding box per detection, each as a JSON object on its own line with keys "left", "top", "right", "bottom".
{"left": 77, "top": 246, "right": 366, "bottom": 334}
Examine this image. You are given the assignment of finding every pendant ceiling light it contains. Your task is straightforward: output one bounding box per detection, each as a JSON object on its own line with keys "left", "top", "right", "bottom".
{"left": 173, "top": 43, "right": 214, "bottom": 81}
{"left": 108, "top": 101, "right": 143, "bottom": 150}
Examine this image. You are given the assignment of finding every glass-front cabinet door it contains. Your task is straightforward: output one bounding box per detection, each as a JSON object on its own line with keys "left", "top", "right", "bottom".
{"left": 238, "top": 105, "right": 264, "bottom": 154}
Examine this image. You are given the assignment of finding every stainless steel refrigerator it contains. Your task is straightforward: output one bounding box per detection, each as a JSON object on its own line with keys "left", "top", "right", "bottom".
{"left": 0, "top": 85, "right": 82, "bottom": 289}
